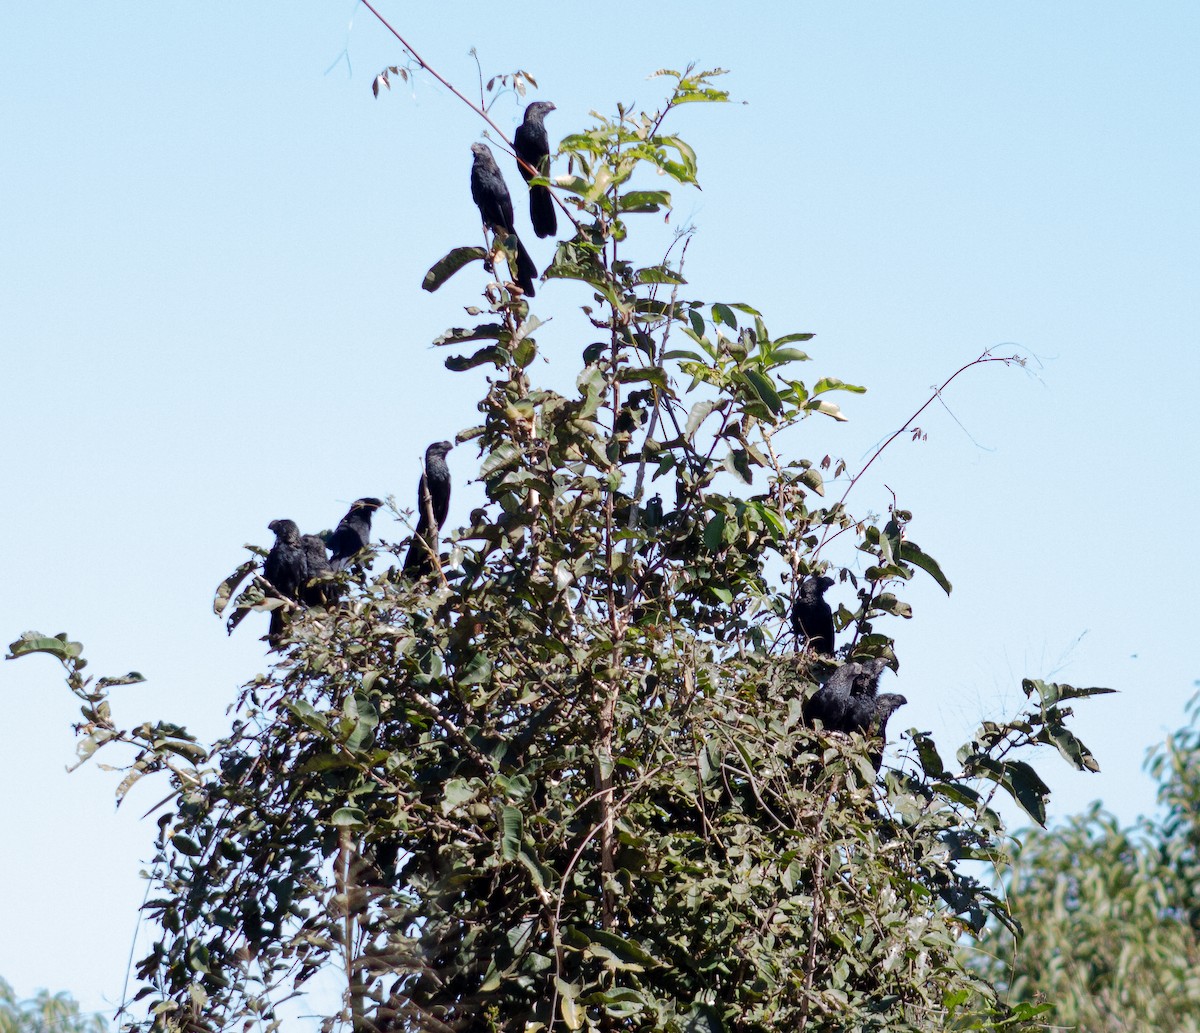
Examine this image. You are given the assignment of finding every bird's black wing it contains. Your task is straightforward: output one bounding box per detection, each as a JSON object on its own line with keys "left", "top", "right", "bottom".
{"left": 264, "top": 542, "right": 305, "bottom": 600}
{"left": 328, "top": 508, "right": 377, "bottom": 571}
{"left": 792, "top": 576, "right": 835, "bottom": 656}
{"left": 804, "top": 662, "right": 860, "bottom": 732}
{"left": 471, "top": 149, "right": 516, "bottom": 233}
{"left": 514, "top": 116, "right": 556, "bottom": 237}
{"left": 327, "top": 521, "right": 365, "bottom": 571}
{"left": 264, "top": 529, "right": 305, "bottom": 648}
{"left": 300, "top": 535, "right": 333, "bottom": 606}
{"left": 472, "top": 144, "right": 537, "bottom": 296}
{"left": 403, "top": 445, "right": 453, "bottom": 578}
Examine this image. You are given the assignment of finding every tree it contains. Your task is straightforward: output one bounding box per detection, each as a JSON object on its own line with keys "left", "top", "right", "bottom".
{"left": 0, "top": 978, "right": 106, "bottom": 1033}
{"left": 9, "top": 47, "right": 1107, "bottom": 1033}
{"left": 972, "top": 694, "right": 1200, "bottom": 1031}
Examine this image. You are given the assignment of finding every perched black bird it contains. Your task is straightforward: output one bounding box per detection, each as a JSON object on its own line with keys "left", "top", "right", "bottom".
{"left": 264, "top": 519, "right": 306, "bottom": 645}
{"left": 513, "top": 101, "right": 557, "bottom": 238}
{"left": 403, "top": 440, "right": 454, "bottom": 578}
{"left": 792, "top": 574, "right": 836, "bottom": 656}
{"left": 327, "top": 498, "right": 384, "bottom": 571}
{"left": 804, "top": 658, "right": 890, "bottom": 734}
{"left": 470, "top": 142, "right": 538, "bottom": 296}
{"left": 804, "top": 658, "right": 904, "bottom": 771}
{"left": 299, "top": 533, "right": 333, "bottom": 606}
{"left": 865, "top": 693, "right": 908, "bottom": 772}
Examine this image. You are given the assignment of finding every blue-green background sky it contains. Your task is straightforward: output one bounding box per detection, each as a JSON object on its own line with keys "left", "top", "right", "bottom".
{"left": 2, "top": 0, "right": 1197, "bottom": 1019}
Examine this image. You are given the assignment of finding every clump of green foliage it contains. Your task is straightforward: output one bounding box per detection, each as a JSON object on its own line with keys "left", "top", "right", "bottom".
{"left": 973, "top": 694, "right": 1200, "bottom": 1032}
{"left": 0, "top": 978, "right": 107, "bottom": 1033}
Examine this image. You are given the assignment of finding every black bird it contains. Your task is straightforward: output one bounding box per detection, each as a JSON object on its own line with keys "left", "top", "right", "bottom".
{"left": 804, "top": 658, "right": 890, "bottom": 734}
{"left": 327, "top": 498, "right": 384, "bottom": 571}
{"left": 792, "top": 574, "right": 836, "bottom": 656}
{"left": 403, "top": 440, "right": 454, "bottom": 578}
{"left": 864, "top": 693, "right": 908, "bottom": 772}
{"left": 513, "top": 101, "right": 556, "bottom": 238}
{"left": 299, "top": 533, "right": 333, "bottom": 606}
{"left": 470, "top": 142, "right": 538, "bottom": 296}
{"left": 264, "top": 519, "right": 306, "bottom": 645}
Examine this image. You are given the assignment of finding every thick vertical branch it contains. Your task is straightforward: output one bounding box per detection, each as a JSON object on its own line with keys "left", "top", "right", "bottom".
{"left": 338, "top": 827, "right": 366, "bottom": 1031}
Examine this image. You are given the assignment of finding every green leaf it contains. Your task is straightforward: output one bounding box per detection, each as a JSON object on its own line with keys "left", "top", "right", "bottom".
{"left": 872, "top": 593, "right": 913, "bottom": 619}
{"left": 441, "top": 778, "right": 479, "bottom": 814}
{"left": 501, "top": 806, "right": 523, "bottom": 860}
{"left": 346, "top": 693, "right": 379, "bottom": 752}
{"left": 1045, "top": 724, "right": 1101, "bottom": 773}
{"left": 742, "top": 369, "right": 783, "bottom": 415}
{"left": 480, "top": 443, "right": 522, "bottom": 479}
{"left": 1022, "top": 679, "right": 1117, "bottom": 706}
{"left": 682, "top": 1003, "right": 726, "bottom": 1033}
{"left": 803, "top": 398, "right": 848, "bottom": 421}
{"left": 422, "top": 246, "right": 487, "bottom": 292}
{"left": 766, "top": 347, "right": 811, "bottom": 365}
{"left": 813, "top": 376, "right": 867, "bottom": 395}
{"left": 617, "top": 367, "right": 668, "bottom": 389}
{"left": 559, "top": 998, "right": 583, "bottom": 1030}
{"left": 458, "top": 652, "right": 494, "bottom": 686}
{"left": 97, "top": 671, "right": 147, "bottom": 688}
{"left": 724, "top": 449, "right": 753, "bottom": 484}
{"left": 580, "top": 928, "right": 659, "bottom": 968}
{"left": 703, "top": 513, "right": 726, "bottom": 552}
{"left": 712, "top": 303, "right": 738, "bottom": 329}
{"left": 620, "top": 191, "right": 672, "bottom": 213}
{"left": 553, "top": 174, "right": 593, "bottom": 197}
{"left": 445, "top": 346, "right": 505, "bottom": 372}
{"left": 7, "top": 633, "right": 79, "bottom": 663}
{"left": 912, "top": 732, "right": 945, "bottom": 778}
{"left": 1003, "top": 760, "right": 1051, "bottom": 827}
{"left": 172, "top": 834, "right": 202, "bottom": 856}
{"left": 685, "top": 399, "right": 718, "bottom": 439}
{"left": 331, "top": 808, "right": 366, "bottom": 827}
{"left": 433, "top": 323, "right": 505, "bottom": 348}
{"left": 898, "top": 540, "right": 952, "bottom": 595}
{"left": 799, "top": 468, "right": 825, "bottom": 496}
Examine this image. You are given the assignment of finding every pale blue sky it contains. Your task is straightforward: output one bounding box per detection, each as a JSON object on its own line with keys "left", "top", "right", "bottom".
{"left": 2, "top": 0, "right": 1198, "bottom": 1019}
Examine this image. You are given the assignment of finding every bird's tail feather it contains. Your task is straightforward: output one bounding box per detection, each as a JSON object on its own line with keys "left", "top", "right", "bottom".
{"left": 499, "top": 231, "right": 538, "bottom": 297}
{"left": 530, "top": 186, "right": 556, "bottom": 238}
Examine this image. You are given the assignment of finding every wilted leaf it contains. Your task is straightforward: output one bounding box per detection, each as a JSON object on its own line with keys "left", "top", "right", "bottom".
{"left": 213, "top": 560, "right": 258, "bottom": 616}
{"left": 422, "top": 247, "right": 487, "bottom": 292}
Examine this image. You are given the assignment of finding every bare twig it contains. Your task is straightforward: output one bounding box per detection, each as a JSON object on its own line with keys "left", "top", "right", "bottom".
{"left": 813, "top": 349, "right": 1023, "bottom": 561}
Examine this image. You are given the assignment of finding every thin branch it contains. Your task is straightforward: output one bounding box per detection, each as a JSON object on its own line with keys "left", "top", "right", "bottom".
{"left": 813, "top": 350, "right": 1023, "bottom": 562}
{"left": 358, "top": 0, "right": 580, "bottom": 231}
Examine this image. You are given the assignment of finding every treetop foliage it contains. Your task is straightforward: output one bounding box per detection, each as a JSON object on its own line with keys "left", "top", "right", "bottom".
{"left": 8, "top": 59, "right": 1109, "bottom": 1033}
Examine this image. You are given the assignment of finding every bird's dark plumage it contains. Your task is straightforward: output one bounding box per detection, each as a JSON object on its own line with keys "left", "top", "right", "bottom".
{"left": 404, "top": 441, "right": 453, "bottom": 578}
{"left": 327, "top": 498, "right": 384, "bottom": 571}
{"left": 470, "top": 142, "right": 537, "bottom": 296}
{"left": 265, "top": 519, "right": 306, "bottom": 645}
{"left": 805, "top": 658, "right": 904, "bottom": 771}
{"left": 792, "top": 574, "right": 836, "bottom": 655}
{"left": 804, "top": 658, "right": 890, "bottom": 734}
{"left": 866, "top": 693, "right": 908, "bottom": 772}
{"left": 513, "top": 101, "right": 556, "bottom": 238}
{"left": 299, "top": 534, "right": 333, "bottom": 606}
